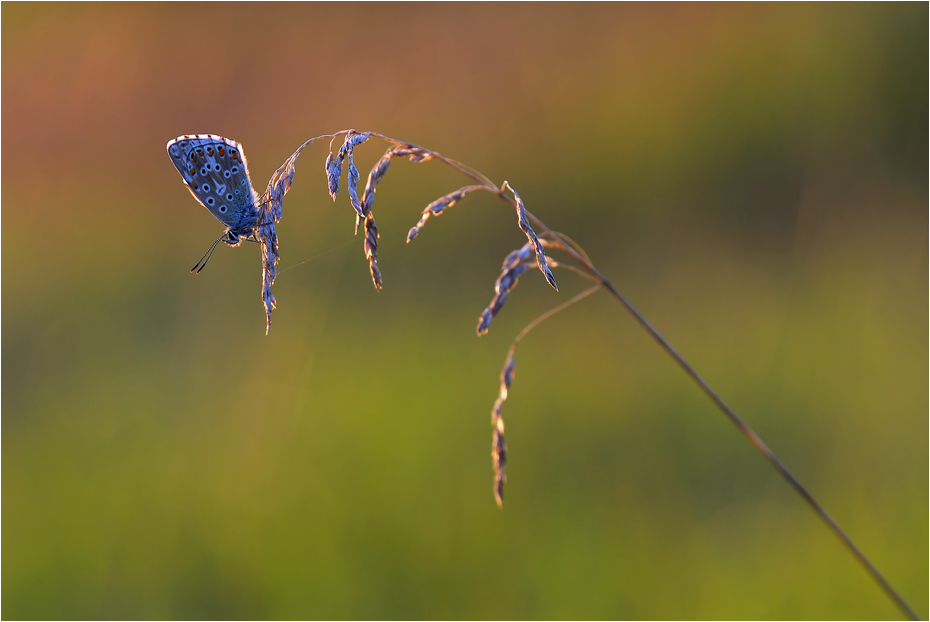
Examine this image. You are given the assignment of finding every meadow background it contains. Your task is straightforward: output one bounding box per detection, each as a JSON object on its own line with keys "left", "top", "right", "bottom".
{"left": 2, "top": 3, "right": 927, "bottom": 619}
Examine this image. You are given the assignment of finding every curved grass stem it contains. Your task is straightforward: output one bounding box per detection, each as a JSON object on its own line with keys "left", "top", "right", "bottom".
{"left": 271, "top": 129, "right": 918, "bottom": 619}
{"left": 362, "top": 133, "right": 919, "bottom": 620}
{"left": 513, "top": 284, "right": 602, "bottom": 348}
{"left": 528, "top": 222, "right": 921, "bottom": 622}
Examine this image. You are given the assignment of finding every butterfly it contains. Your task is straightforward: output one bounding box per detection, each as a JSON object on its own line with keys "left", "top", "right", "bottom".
{"left": 167, "top": 134, "right": 263, "bottom": 271}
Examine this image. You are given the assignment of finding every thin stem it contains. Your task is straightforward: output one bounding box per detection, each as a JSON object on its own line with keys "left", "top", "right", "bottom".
{"left": 369, "top": 131, "right": 499, "bottom": 189}
{"left": 598, "top": 275, "right": 919, "bottom": 620}
{"left": 531, "top": 217, "right": 920, "bottom": 622}
{"left": 548, "top": 261, "right": 601, "bottom": 284}
{"left": 307, "top": 132, "right": 917, "bottom": 619}
{"left": 363, "top": 135, "right": 918, "bottom": 620}
{"left": 512, "top": 284, "right": 601, "bottom": 347}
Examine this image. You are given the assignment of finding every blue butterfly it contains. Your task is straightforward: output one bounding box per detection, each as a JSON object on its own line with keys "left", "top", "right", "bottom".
{"left": 167, "top": 134, "right": 262, "bottom": 271}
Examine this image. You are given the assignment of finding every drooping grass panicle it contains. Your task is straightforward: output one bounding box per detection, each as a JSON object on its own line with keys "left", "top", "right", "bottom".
{"left": 388, "top": 145, "right": 435, "bottom": 163}
{"left": 354, "top": 145, "right": 440, "bottom": 284}
{"left": 325, "top": 150, "right": 342, "bottom": 201}
{"left": 257, "top": 140, "right": 310, "bottom": 333}
{"left": 476, "top": 242, "right": 537, "bottom": 336}
{"left": 475, "top": 238, "right": 567, "bottom": 336}
{"left": 325, "top": 131, "right": 370, "bottom": 202}
{"left": 359, "top": 145, "right": 436, "bottom": 222}
{"left": 364, "top": 212, "right": 382, "bottom": 290}
{"left": 347, "top": 153, "right": 362, "bottom": 221}
{"left": 334, "top": 131, "right": 371, "bottom": 223}
{"left": 255, "top": 197, "right": 282, "bottom": 335}
{"left": 251, "top": 129, "right": 369, "bottom": 332}
{"left": 192, "top": 129, "right": 920, "bottom": 619}
{"left": 249, "top": 129, "right": 371, "bottom": 333}
{"left": 489, "top": 285, "right": 601, "bottom": 506}
{"left": 501, "top": 181, "right": 558, "bottom": 292}
{"left": 361, "top": 148, "right": 395, "bottom": 218}
{"left": 259, "top": 223, "right": 279, "bottom": 335}
{"left": 406, "top": 185, "right": 486, "bottom": 243}
{"left": 491, "top": 349, "right": 514, "bottom": 507}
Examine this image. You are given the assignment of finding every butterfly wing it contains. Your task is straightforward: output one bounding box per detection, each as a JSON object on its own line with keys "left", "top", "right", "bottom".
{"left": 167, "top": 134, "right": 260, "bottom": 229}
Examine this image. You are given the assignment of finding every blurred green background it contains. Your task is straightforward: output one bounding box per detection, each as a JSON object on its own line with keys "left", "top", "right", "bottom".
{"left": 2, "top": 3, "right": 927, "bottom": 619}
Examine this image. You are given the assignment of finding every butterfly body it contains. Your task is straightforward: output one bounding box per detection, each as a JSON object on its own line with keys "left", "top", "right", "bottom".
{"left": 167, "top": 134, "right": 261, "bottom": 244}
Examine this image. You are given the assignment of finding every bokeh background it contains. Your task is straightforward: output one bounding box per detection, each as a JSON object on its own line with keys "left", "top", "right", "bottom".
{"left": 3, "top": 3, "right": 927, "bottom": 619}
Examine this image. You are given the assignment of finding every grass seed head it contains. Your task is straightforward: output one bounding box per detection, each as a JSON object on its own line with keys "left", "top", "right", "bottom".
{"left": 391, "top": 146, "right": 434, "bottom": 162}
{"left": 406, "top": 185, "right": 483, "bottom": 243}
{"left": 364, "top": 212, "right": 382, "bottom": 290}
{"left": 493, "top": 425, "right": 507, "bottom": 507}
{"left": 361, "top": 151, "right": 395, "bottom": 218}
{"left": 476, "top": 243, "right": 536, "bottom": 335}
{"left": 502, "top": 181, "right": 558, "bottom": 292}
{"left": 491, "top": 350, "right": 514, "bottom": 507}
{"left": 325, "top": 151, "right": 342, "bottom": 201}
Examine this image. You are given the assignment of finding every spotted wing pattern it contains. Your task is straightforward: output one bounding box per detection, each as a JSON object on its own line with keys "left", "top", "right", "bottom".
{"left": 167, "top": 134, "right": 260, "bottom": 230}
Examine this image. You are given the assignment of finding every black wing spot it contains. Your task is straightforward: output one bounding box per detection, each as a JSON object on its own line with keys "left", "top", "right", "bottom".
{"left": 206, "top": 197, "right": 215, "bottom": 206}
{"left": 202, "top": 183, "right": 210, "bottom": 192}
{"left": 219, "top": 205, "right": 227, "bottom": 213}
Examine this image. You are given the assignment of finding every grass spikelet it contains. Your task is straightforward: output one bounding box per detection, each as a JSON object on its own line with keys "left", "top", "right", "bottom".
{"left": 407, "top": 185, "right": 485, "bottom": 242}
{"left": 256, "top": 134, "right": 319, "bottom": 332}
{"left": 338, "top": 132, "right": 370, "bottom": 222}
{"left": 502, "top": 181, "right": 558, "bottom": 292}
{"left": 476, "top": 242, "right": 536, "bottom": 335}
{"left": 364, "top": 212, "right": 382, "bottom": 290}
{"left": 347, "top": 154, "right": 362, "bottom": 218}
{"left": 327, "top": 130, "right": 372, "bottom": 210}
{"left": 325, "top": 151, "right": 342, "bottom": 201}
{"left": 361, "top": 149, "right": 396, "bottom": 218}
{"left": 390, "top": 145, "right": 434, "bottom": 163}
{"left": 489, "top": 285, "right": 599, "bottom": 505}
{"left": 491, "top": 350, "right": 515, "bottom": 506}
{"left": 347, "top": 130, "right": 371, "bottom": 148}
{"left": 258, "top": 222, "right": 279, "bottom": 335}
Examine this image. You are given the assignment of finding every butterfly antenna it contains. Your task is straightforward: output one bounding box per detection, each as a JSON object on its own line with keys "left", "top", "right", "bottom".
{"left": 190, "top": 233, "right": 226, "bottom": 274}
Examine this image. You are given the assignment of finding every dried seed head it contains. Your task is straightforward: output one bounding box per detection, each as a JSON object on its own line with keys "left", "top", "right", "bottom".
{"left": 476, "top": 243, "right": 536, "bottom": 336}
{"left": 491, "top": 350, "right": 515, "bottom": 507}
{"left": 361, "top": 151, "right": 395, "bottom": 218}
{"left": 335, "top": 132, "right": 369, "bottom": 225}
{"left": 255, "top": 138, "right": 320, "bottom": 333}
{"left": 347, "top": 130, "right": 371, "bottom": 149}
{"left": 407, "top": 185, "right": 484, "bottom": 243}
{"left": 364, "top": 212, "right": 382, "bottom": 290}
{"left": 325, "top": 151, "right": 342, "bottom": 201}
{"left": 257, "top": 218, "right": 279, "bottom": 335}
{"left": 493, "top": 425, "right": 507, "bottom": 507}
{"left": 501, "top": 350, "right": 516, "bottom": 395}
{"left": 391, "top": 146, "right": 434, "bottom": 163}
{"left": 347, "top": 156, "right": 362, "bottom": 220}
{"left": 502, "top": 181, "right": 558, "bottom": 292}
{"left": 476, "top": 307, "right": 494, "bottom": 336}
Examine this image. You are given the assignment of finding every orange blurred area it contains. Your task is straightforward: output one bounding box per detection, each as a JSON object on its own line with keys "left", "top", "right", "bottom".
{"left": 2, "top": 3, "right": 927, "bottom": 619}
